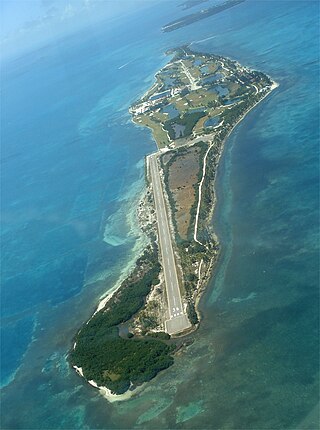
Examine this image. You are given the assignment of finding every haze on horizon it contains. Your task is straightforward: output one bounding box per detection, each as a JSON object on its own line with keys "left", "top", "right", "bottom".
{"left": 0, "top": 0, "right": 160, "bottom": 61}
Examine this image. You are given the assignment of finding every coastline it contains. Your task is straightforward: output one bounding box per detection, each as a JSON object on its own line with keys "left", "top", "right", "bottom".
{"left": 70, "top": 49, "right": 279, "bottom": 401}
{"left": 190, "top": 79, "right": 279, "bottom": 323}
{"left": 73, "top": 365, "right": 137, "bottom": 402}
{"left": 72, "top": 80, "right": 279, "bottom": 401}
{"left": 95, "top": 176, "right": 152, "bottom": 314}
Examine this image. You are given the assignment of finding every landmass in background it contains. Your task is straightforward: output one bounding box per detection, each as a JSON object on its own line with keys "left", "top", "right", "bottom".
{"left": 162, "top": 0, "right": 246, "bottom": 32}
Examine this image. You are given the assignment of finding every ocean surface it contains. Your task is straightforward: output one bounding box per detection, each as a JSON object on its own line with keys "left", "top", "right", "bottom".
{"left": 1, "top": 1, "right": 319, "bottom": 428}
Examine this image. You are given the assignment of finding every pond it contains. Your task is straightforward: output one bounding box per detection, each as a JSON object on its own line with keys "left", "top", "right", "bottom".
{"left": 223, "top": 97, "right": 241, "bottom": 106}
{"left": 172, "top": 123, "right": 186, "bottom": 139}
{"left": 163, "top": 76, "right": 176, "bottom": 88}
{"left": 163, "top": 104, "right": 180, "bottom": 119}
{"left": 200, "top": 65, "right": 209, "bottom": 74}
{"left": 150, "top": 90, "right": 171, "bottom": 101}
{"left": 203, "top": 73, "right": 223, "bottom": 84}
{"left": 189, "top": 107, "right": 205, "bottom": 113}
{"left": 204, "top": 116, "right": 220, "bottom": 128}
{"left": 209, "top": 85, "right": 229, "bottom": 97}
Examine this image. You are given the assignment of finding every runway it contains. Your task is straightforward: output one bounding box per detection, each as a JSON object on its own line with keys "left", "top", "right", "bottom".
{"left": 149, "top": 154, "right": 191, "bottom": 335}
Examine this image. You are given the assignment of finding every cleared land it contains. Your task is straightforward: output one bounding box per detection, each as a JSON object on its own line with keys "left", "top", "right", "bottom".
{"left": 130, "top": 48, "right": 273, "bottom": 152}
{"left": 131, "top": 47, "right": 274, "bottom": 332}
{"left": 149, "top": 154, "right": 191, "bottom": 335}
{"left": 70, "top": 47, "right": 276, "bottom": 398}
{"left": 165, "top": 145, "right": 203, "bottom": 240}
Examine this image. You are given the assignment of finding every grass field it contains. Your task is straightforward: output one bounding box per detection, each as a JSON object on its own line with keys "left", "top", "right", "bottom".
{"left": 134, "top": 116, "right": 170, "bottom": 148}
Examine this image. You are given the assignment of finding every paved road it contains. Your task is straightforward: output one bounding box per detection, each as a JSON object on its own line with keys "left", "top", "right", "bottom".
{"left": 149, "top": 154, "right": 191, "bottom": 335}
{"left": 179, "top": 60, "right": 200, "bottom": 91}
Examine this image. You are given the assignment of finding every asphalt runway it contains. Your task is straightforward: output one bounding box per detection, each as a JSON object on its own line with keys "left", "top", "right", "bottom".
{"left": 149, "top": 154, "right": 191, "bottom": 335}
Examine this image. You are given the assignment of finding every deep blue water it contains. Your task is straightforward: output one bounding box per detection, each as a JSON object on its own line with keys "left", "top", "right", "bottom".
{"left": 1, "top": 1, "right": 319, "bottom": 429}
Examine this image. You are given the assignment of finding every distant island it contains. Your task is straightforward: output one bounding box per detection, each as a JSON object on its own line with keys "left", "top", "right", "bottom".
{"left": 179, "top": 0, "right": 209, "bottom": 11}
{"left": 70, "top": 47, "right": 277, "bottom": 401}
{"left": 162, "top": 0, "right": 246, "bottom": 33}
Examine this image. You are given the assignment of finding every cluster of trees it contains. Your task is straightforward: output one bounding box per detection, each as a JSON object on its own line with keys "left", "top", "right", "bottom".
{"left": 195, "top": 146, "right": 220, "bottom": 235}
{"left": 222, "top": 100, "right": 249, "bottom": 125}
{"left": 187, "top": 301, "right": 199, "bottom": 325}
{"left": 149, "top": 331, "right": 171, "bottom": 340}
{"left": 183, "top": 270, "right": 198, "bottom": 297}
{"left": 72, "top": 335, "right": 174, "bottom": 394}
{"left": 186, "top": 142, "right": 208, "bottom": 241}
{"left": 70, "top": 247, "right": 175, "bottom": 395}
{"left": 207, "top": 100, "right": 219, "bottom": 108}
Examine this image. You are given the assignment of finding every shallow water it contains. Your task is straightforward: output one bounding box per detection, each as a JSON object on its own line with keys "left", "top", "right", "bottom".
{"left": 1, "top": 1, "right": 319, "bottom": 429}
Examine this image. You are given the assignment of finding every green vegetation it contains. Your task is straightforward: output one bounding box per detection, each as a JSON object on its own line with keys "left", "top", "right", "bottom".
{"left": 160, "top": 142, "right": 218, "bottom": 326}
{"left": 132, "top": 47, "right": 272, "bottom": 150}
{"left": 160, "top": 141, "right": 207, "bottom": 244}
{"left": 187, "top": 301, "right": 199, "bottom": 325}
{"left": 149, "top": 331, "right": 171, "bottom": 340}
{"left": 160, "top": 146, "right": 190, "bottom": 240}
{"left": 141, "top": 49, "right": 271, "bottom": 330}
{"left": 133, "top": 115, "right": 170, "bottom": 148}
{"left": 186, "top": 142, "right": 207, "bottom": 241}
{"left": 71, "top": 48, "right": 275, "bottom": 395}
{"left": 70, "top": 246, "right": 174, "bottom": 395}
{"left": 164, "top": 111, "right": 206, "bottom": 139}
{"left": 179, "top": 240, "right": 209, "bottom": 292}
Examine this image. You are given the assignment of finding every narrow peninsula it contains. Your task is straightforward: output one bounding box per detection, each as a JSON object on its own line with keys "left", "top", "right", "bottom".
{"left": 70, "top": 47, "right": 277, "bottom": 401}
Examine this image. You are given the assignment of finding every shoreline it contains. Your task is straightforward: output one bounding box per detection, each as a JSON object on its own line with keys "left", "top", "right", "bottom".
{"left": 73, "top": 365, "right": 137, "bottom": 402}
{"left": 74, "top": 80, "right": 279, "bottom": 402}
{"left": 71, "top": 49, "right": 279, "bottom": 402}
{"left": 180, "top": 78, "right": 279, "bottom": 326}
{"left": 95, "top": 175, "right": 152, "bottom": 314}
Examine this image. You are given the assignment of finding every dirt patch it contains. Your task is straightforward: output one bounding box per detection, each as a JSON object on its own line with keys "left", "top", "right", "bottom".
{"left": 167, "top": 146, "right": 202, "bottom": 239}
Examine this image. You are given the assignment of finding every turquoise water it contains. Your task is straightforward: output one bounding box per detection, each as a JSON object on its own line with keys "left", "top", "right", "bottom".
{"left": 1, "top": 1, "right": 319, "bottom": 429}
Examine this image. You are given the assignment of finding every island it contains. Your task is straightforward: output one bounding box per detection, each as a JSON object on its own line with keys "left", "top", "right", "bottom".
{"left": 179, "top": 0, "right": 209, "bottom": 11}
{"left": 162, "top": 0, "right": 246, "bottom": 33}
{"left": 69, "top": 47, "right": 277, "bottom": 401}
